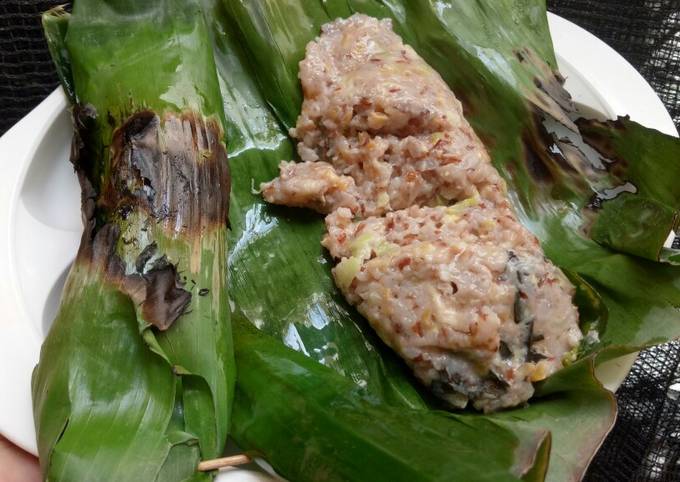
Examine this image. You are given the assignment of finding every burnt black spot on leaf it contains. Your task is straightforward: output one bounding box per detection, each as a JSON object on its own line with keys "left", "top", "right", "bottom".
{"left": 103, "top": 110, "right": 230, "bottom": 236}
{"left": 118, "top": 204, "right": 132, "bottom": 219}
{"left": 68, "top": 108, "right": 229, "bottom": 333}
{"left": 523, "top": 132, "right": 554, "bottom": 183}
{"left": 135, "top": 242, "right": 157, "bottom": 273}
{"left": 137, "top": 264, "right": 191, "bottom": 331}
{"left": 575, "top": 116, "right": 631, "bottom": 175}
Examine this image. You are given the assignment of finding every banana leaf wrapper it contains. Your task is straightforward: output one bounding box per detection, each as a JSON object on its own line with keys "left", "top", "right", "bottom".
{"left": 232, "top": 316, "right": 551, "bottom": 482}
{"left": 218, "top": 0, "right": 680, "bottom": 480}
{"left": 33, "top": 2, "right": 234, "bottom": 480}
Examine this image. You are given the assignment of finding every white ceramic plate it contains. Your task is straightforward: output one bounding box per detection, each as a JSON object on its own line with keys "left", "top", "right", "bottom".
{"left": 0, "top": 12, "right": 676, "bottom": 479}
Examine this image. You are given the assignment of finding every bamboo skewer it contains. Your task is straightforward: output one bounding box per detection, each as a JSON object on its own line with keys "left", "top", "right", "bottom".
{"left": 198, "top": 454, "right": 253, "bottom": 472}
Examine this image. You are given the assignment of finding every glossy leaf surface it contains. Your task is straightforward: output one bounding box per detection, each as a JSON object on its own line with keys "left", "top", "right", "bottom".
{"left": 232, "top": 318, "right": 551, "bottom": 482}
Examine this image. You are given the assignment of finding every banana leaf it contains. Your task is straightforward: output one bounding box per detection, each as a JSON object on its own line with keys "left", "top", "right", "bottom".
{"left": 219, "top": 0, "right": 680, "bottom": 480}
{"left": 231, "top": 315, "right": 551, "bottom": 482}
{"left": 576, "top": 117, "right": 680, "bottom": 263}
{"left": 33, "top": 2, "right": 233, "bottom": 480}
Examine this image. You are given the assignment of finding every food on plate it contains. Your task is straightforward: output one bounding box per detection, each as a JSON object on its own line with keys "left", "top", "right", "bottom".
{"left": 24, "top": 0, "right": 680, "bottom": 481}
{"left": 262, "top": 14, "right": 582, "bottom": 411}
{"left": 33, "top": 3, "right": 233, "bottom": 480}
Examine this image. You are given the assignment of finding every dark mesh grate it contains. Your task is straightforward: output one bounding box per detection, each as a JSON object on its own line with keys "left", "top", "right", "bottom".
{"left": 583, "top": 343, "right": 680, "bottom": 481}
{"left": 0, "top": 1, "right": 62, "bottom": 134}
{"left": 1, "top": 1, "right": 680, "bottom": 481}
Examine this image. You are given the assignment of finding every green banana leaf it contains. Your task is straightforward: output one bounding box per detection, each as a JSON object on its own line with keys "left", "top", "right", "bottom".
{"left": 218, "top": 0, "right": 680, "bottom": 480}
{"left": 34, "top": 2, "right": 233, "bottom": 480}
{"left": 231, "top": 315, "right": 551, "bottom": 482}
{"left": 576, "top": 117, "right": 680, "bottom": 263}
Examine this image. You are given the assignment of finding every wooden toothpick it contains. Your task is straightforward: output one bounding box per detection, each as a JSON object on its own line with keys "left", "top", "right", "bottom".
{"left": 198, "top": 454, "right": 253, "bottom": 472}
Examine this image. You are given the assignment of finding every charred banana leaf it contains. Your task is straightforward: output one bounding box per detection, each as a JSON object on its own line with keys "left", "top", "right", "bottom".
{"left": 33, "top": 2, "right": 233, "bottom": 480}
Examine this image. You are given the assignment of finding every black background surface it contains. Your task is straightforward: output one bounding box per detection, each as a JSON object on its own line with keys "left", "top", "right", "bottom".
{"left": 1, "top": 1, "right": 679, "bottom": 480}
